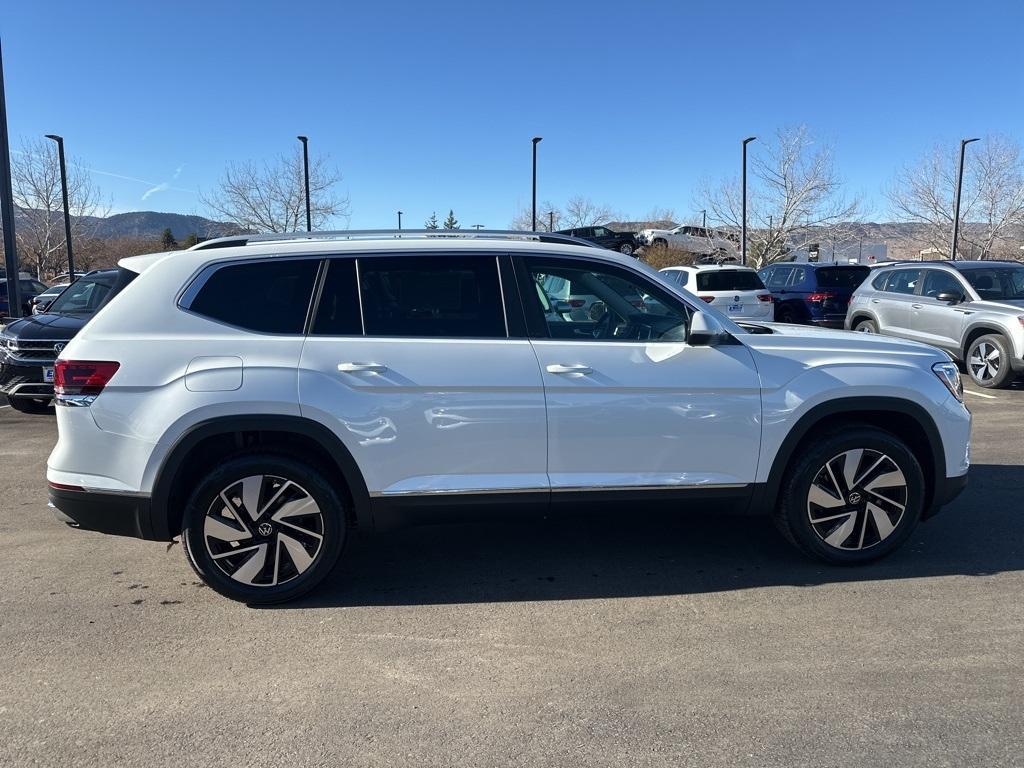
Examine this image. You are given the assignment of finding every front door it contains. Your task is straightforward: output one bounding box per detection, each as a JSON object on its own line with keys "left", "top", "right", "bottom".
{"left": 910, "top": 269, "right": 970, "bottom": 354}
{"left": 299, "top": 254, "right": 548, "bottom": 498}
{"left": 519, "top": 255, "right": 762, "bottom": 494}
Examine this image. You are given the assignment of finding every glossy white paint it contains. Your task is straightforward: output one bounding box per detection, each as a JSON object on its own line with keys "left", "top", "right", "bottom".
{"left": 47, "top": 235, "right": 971, "bottom": 509}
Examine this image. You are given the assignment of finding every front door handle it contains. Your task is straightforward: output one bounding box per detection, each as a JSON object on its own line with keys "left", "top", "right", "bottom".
{"left": 911, "top": 303, "right": 923, "bottom": 309}
{"left": 337, "top": 362, "right": 388, "bottom": 373}
{"left": 546, "top": 363, "right": 593, "bottom": 375}
{"left": 871, "top": 298, "right": 881, "bottom": 304}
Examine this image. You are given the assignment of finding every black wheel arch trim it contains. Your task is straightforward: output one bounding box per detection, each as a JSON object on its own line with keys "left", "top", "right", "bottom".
{"left": 962, "top": 324, "right": 1010, "bottom": 360}
{"left": 751, "top": 396, "right": 948, "bottom": 519}
{"left": 150, "top": 414, "right": 371, "bottom": 540}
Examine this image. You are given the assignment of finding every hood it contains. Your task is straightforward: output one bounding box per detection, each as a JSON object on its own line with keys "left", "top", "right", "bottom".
{"left": 741, "top": 322, "right": 949, "bottom": 363}
{"left": 969, "top": 298, "right": 1024, "bottom": 313}
{"left": 0, "top": 312, "right": 90, "bottom": 341}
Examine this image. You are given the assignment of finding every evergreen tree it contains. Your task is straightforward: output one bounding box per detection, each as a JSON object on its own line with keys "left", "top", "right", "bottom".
{"left": 160, "top": 227, "right": 178, "bottom": 250}
{"left": 180, "top": 232, "right": 199, "bottom": 249}
{"left": 443, "top": 209, "right": 459, "bottom": 230}
{"left": 424, "top": 212, "right": 439, "bottom": 229}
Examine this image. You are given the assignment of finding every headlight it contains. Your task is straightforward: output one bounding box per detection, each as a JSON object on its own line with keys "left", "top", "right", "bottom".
{"left": 932, "top": 361, "right": 963, "bottom": 402}
{"left": 0, "top": 335, "right": 17, "bottom": 354}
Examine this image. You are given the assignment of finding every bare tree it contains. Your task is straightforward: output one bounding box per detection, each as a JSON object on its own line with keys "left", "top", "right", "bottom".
{"left": 201, "top": 148, "right": 349, "bottom": 233}
{"left": 11, "top": 138, "right": 107, "bottom": 277}
{"left": 510, "top": 200, "right": 562, "bottom": 231}
{"left": 890, "top": 135, "right": 1024, "bottom": 259}
{"left": 700, "top": 126, "right": 860, "bottom": 268}
{"left": 562, "top": 196, "right": 618, "bottom": 228}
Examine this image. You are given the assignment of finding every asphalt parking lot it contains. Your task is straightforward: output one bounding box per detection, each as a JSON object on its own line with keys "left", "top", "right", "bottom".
{"left": 1, "top": 385, "right": 1023, "bottom": 768}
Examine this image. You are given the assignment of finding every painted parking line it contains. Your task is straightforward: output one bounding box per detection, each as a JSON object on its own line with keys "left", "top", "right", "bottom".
{"left": 963, "top": 389, "right": 998, "bottom": 400}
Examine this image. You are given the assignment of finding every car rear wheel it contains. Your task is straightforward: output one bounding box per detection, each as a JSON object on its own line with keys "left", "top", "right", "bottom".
{"left": 181, "top": 454, "right": 346, "bottom": 604}
{"left": 6, "top": 395, "right": 51, "bottom": 414}
{"left": 853, "top": 318, "right": 878, "bottom": 333}
{"left": 772, "top": 427, "right": 924, "bottom": 565}
{"left": 652, "top": 238, "right": 668, "bottom": 250}
{"left": 618, "top": 242, "right": 635, "bottom": 256}
{"left": 966, "top": 333, "right": 1013, "bottom": 389}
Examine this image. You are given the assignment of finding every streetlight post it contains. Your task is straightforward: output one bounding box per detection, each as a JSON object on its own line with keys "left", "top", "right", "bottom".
{"left": 472, "top": 224, "right": 485, "bottom": 230}
{"left": 297, "top": 135, "right": 311, "bottom": 232}
{"left": 548, "top": 211, "right": 554, "bottom": 232}
{"left": 44, "top": 134, "right": 75, "bottom": 278}
{"left": 397, "top": 211, "right": 403, "bottom": 230}
{"left": 0, "top": 38, "right": 22, "bottom": 318}
{"left": 951, "top": 137, "right": 980, "bottom": 261}
{"left": 701, "top": 209, "right": 707, "bottom": 228}
{"left": 531, "top": 137, "right": 542, "bottom": 231}
{"left": 741, "top": 136, "right": 756, "bottom": 266}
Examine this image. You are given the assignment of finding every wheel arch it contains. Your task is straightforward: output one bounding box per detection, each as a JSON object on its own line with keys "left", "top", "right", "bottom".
{"left": 149, "top": 415, "right": 371, "bottom": 539}
{"left": 848, "top": 310, "right": 879, "bottom": 329}
{"left": 961, "top": 323, "right": 1010, "bottom": 361}
{"left": 753, "top": 397, "right": 946, "bottom": 519}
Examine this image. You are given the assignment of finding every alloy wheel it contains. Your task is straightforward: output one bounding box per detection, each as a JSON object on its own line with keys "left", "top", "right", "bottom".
{"left": 806, "top": 449, "right": 908, "bottom": 551}
{"left": 969, "top": 341, "right": 1000, "bottom": 383}
{"left": 202, "top": 474, "right": 324, "bottom": 587}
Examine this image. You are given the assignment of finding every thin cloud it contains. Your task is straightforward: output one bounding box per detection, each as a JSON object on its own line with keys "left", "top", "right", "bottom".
{"left": 141, "top": 182, "right": 170, "bottom": 200}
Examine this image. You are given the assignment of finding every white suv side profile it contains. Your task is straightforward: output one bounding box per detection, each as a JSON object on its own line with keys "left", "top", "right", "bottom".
{"left": 47, "top": 231, "right": 971, "bottom": 604}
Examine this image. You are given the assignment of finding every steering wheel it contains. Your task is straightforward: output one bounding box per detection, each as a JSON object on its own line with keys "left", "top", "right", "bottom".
{"left": 592, "top": 305, "right": 620, "bottom": 339}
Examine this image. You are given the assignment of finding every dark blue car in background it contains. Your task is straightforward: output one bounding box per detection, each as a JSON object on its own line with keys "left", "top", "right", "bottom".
{"left": 758, "top": 262, "right": 871, "bottom": 327}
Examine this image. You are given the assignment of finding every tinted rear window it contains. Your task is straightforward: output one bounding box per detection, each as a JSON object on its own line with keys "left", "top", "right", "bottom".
{"left": 188, "top": 259, "right": 319, "bottom": 334}
{"left": 695, "top": 271, "right": 764, "bottom": 291}
{"left": 815, "top": 266, "right": 870, "bottom": 288}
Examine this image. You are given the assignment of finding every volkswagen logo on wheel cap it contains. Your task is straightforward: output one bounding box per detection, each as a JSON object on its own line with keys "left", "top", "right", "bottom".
{"left": 54, "top": 342, "right": 65, "bottom": 355}
{"left": 848, "top": 492, "right": 862, "bottom": 505}
{"left": 257, "top": 522, "right": 274, "bottom": 537}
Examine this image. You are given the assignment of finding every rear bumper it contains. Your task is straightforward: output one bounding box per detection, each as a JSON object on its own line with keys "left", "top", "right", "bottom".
{"left": 48, "top": 486, "right": 160, "bottom": 540}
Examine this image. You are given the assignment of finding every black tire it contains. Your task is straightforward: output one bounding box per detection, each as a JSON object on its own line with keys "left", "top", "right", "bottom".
{"left": 772, "top": 426, "right": 925, "bottom": 565}
{"left": 966, "top": 333, "right": 1014, "bottom": 389}
{"left": 853, "top": 318, "right": 878, "bottom": 334}
{"left": 181, "top": 454, "right": 347, "bottom": 604}
{"left": 6, "top": 395, "right": 52, "bottom": 414}
{"left": 618, "top": 242, "right": 635, "bottom": 256}
{"left": 776, "top": 306, "right": 796, "bottom": 324}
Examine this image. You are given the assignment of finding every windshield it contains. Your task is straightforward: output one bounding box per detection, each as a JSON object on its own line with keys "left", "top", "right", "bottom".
{"left": 815, "top": 266, "right": 870, "bottom": 289}
{"left": 695, "top": 271, "right": 765, "bottom": 291}
{"left": 964, "top": 266, "right": 1024, "bottom": 300}
{"left": 47, "top": 276, "right": 114, "bottom": 314}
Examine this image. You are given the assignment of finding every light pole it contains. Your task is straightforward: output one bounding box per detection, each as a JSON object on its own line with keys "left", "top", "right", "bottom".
{"left": 297, "top": 135, "right": 311, "bottom": 232}
{"left": 0, "top": 38, "right": 22, "bottom": 317}
{"left": 951, "top": 137, "right": 980, "bottom": 261}
{"left": 397, "top": 211, "right": 403, "bottom": 230}
{"left": 44, "top": 134, "right": 75, "bottom": 278}
{"left": 531, "top": 136, "right": 542, "bottom": 231}
{"left": 701, "top": 209, "right": 707, "bottom": 228}
{"left": 548, "top": 211, "right": 554, "bottom": 232}
{"left": 741, "top": 136, "right": 756, "bottom": 266}
{"left": 472, "top": 224, "right": 485, "bottom": 230}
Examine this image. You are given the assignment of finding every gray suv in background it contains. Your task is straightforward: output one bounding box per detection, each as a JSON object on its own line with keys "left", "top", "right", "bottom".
{"left": 846, "top": 260, "right": 1024, "bottom": 389}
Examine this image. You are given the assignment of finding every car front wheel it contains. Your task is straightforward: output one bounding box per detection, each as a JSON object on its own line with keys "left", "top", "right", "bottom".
{"left": 618, "top": 242, "right": 635, "bottom": 256}
{"left": 773, "top": 427, "right": 924, "bottom": 564}
{"left": 966, "top": 333, "right": 1013, "bottom": 389}
{"left": 182, "top": 454, "right": 346, "bottom": 604}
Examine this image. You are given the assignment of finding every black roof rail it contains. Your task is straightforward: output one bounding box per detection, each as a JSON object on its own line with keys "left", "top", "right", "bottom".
{"left": 189, "top": 229, "right": 602, "bottom": 251}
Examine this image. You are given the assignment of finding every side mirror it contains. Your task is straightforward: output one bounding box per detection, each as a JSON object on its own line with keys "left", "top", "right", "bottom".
{"left": 688, "top": 310, "right": 727, "bottom": 346}
{"left": 936, "top": 291, "right": 964, "bottom": 304}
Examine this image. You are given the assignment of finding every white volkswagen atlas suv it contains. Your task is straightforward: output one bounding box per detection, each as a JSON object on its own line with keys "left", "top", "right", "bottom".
{"left": 47, "top": 231, "right": 971, "bottom": 604}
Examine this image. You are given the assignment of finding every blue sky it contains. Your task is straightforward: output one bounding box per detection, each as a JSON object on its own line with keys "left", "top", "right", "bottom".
{"left": 3, "top": 0, "right": 1023, "bottom": 228}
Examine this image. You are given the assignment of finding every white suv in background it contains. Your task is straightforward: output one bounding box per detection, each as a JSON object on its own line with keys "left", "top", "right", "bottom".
{"left": 47, "top": 231, "right": 971, "bottom": 604}
{"left": 659, "top": 265, "right": 774, "bottom": 321}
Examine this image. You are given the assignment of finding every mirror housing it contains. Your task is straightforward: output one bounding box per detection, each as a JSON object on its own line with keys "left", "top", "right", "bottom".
{"left": 936, "top": 291, "right": 964, "bottom": 304}
{"left": 688, "top": 310, "right": 727, "bottom": 346}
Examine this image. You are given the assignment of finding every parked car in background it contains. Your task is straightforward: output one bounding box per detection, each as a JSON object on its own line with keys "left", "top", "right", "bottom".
{"left": 46, "top": 231, "right": 970, "bottom": 604}
{"left": 846, "top": 260, "right": 1024, "bottom": 389}
{"left": 556, "top": 226, "right": 639, "bottom": 256}
{"left": 758, "top": 262, "right": 870, "bottom": 327}
{"left": 31, "top": 283, "right": 71, "bottom": 315}
{"left": 0, "top": 277, "right": 50, "bottom": 320}
{"left": 0, "top": 269, "right": 131, "bottom": 413}
{"left": 659, "top": 265, "right": 773, "bottom": 321}
{"left": 636, "top": 225, "right": 740, "bottom": 261}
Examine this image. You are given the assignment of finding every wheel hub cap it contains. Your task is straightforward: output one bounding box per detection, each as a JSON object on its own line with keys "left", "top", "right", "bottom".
{"left": 806, "top": 449, "right": 908, "bottom": 551}
{"left": 969, "top": 342, "right": 1000, "bottom": 382}
{"left": 202, "top": 474, "right": 324, "bottom": 587}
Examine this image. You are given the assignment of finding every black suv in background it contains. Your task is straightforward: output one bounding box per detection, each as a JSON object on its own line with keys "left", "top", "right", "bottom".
{"left": 557, "top": 226, "right": 639, "bottom": 256}
{"left": 0, "top": 269, "right": 132, "bottom": 413}
{"left": 1, "top": 277, "right": 50, "bottom": 319}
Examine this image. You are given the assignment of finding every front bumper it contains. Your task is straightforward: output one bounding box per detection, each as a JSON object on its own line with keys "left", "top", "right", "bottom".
{"left": 923, "top": 472, "right": 969, "bottom": 519}
{"left": 0, "top": 358, "right": 55, "bottom": 398}
{"left": 48, "top": 485, "right": 159, "bottom": 540}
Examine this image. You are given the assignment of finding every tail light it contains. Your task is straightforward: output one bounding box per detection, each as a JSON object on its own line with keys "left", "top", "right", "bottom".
{"left": 54, "top": 360, "right": 120, "bottom": 400}
{"left": 757, "top": 294, "right": 773, "bottom": 303}
{"left": 806, "top": 292, "right": 836, "bottom": 303}
{"left": 698, "top": 295, "right": 715, "bottom": 303}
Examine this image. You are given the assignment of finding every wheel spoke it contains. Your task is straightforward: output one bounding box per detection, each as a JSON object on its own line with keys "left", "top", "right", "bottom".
{"left": 204, "top": 515, "right": 251, "bottom": 543}
{"left": 841, "top": 449, "right": 863, "bottom": 491}
{"left": 279, "top": 532, "right": 314, "bottom": 574}
{"left": 240, "top": 475, "right": 263, "bottom": 521}
{"left": 278, "top": 518, "right": 324, "bottom": 540}
{"left": 864, "top": 468, "right": 905, "bottom": 492}
{"left": 258, "top": 480, "right": 292, "bottom": 517}
{"left": 824, "top": 512, "right": 858, "bottom": 548}
{"left": 809, "top": 483, "right": 845, "bottom": 509}
{"left": 230, "top": 543, "right": 268, "bottom": 584}
{"left": 272, "top": 496, "right": 319, "bottom": 521}
{"left": 865, "top": 487, "right": 905, "bottom": 511}
{"left": 809, "top": 510, "right": 854, "bottom": 525}
{"left": 868, "top": 502, "right": 896, "bottom": 540}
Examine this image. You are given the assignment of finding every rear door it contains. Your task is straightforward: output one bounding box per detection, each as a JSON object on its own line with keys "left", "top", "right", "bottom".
{"left": 518, "top": 254, "right": 761, "bottom": 495}
{"left": 298, "top": 253, "right": 548, "bottom": 499}
{"left": 874, "top": 268, "right": 921, "bottom": 338}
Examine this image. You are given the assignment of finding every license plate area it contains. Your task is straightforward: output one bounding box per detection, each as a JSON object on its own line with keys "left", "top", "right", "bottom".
{"left": 728, "top": 304, "right": 743, "bottom": 314}
{"left": 43, "top": 367, "right": 54, "bottom": 383}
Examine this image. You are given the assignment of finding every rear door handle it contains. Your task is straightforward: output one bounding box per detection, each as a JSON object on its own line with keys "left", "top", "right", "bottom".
{"left": 911, "top": 303, "right": 923, "bottom": 309}
{"left": 337, "top": 362, "right": 388, "bottom": 373}
{"left": 546, "top": 364, "right": 593, "bottom": 375}
{"left": 871, "top": 299, "right": 881, "bottom": 304}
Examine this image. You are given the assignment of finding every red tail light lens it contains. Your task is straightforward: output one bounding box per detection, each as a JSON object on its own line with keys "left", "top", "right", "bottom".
{"left": 757, "top": 294, "right": 773, "bottom": 302}
{"left": 54, "top": 360, "right": 120, "bottom": 396}
{"left": 699, "top": 295, "right": 715, "bottom": 303}
{"left": 806, "top": 292, "right": 835, "bottom": 303}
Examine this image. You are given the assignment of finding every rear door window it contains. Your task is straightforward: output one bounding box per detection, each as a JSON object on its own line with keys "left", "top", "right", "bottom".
{"left": 311, "top": 259, "right": 362, "bottom": 335}
{"left": 766, "top": 267, "right": 793, "bottom": 288}
{"left": 884, "top": 269, "right": 921, "bottom": 296}
{"left": 187, "top": 259, "right": 320, "bottom": 334}
{"left": 695, "top": 271, "right": 765, "bottom": 292}
{"left": 358, "top": 255, "right": 507, "bottom": 338}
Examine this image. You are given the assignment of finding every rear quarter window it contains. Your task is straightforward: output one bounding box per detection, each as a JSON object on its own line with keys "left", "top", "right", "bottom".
{"left": 816, "top": 266, "right": 870, "bottom": 289}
